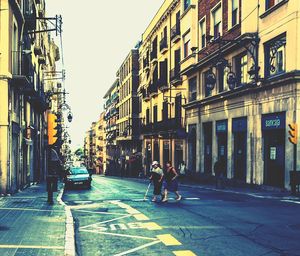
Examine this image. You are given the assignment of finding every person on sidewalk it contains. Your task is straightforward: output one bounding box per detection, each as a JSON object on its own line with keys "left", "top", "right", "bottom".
{"left": 214, "top": 157, "right": 226, "bottom": 189}
{"left": 149, "top": 161, "right": 164, "bottom": 202}
{"left": 162, "top": 161, "right": 182, "bottom": 202}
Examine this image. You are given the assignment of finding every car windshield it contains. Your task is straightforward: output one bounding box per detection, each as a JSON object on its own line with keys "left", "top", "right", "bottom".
{"left": 70, "top": 168, "right": 88, "bottom": 175}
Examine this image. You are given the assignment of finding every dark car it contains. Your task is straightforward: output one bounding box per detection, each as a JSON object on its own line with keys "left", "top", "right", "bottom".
{"left": 64, "top": 167, "right": 92, "bottom": 189}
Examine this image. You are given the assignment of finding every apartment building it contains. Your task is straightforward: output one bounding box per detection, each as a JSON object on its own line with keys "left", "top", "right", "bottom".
{"left": 139, "top": 0, "right": 187, "bottom": 173}
{"left": 0, "top": 0, "right": 61, "bottom": 194}
{"left": 117, "top": 49, "right": 141, "bottom": 177}
{"left": 104, "top": 79, "right": 120, "bottom": 175}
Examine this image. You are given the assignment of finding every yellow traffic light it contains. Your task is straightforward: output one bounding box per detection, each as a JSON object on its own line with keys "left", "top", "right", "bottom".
{"left": 288, "top": 123, "right": 298, "bottom": 145}
{"left": 48, "top": 113, "right": 58, "bottom": 145}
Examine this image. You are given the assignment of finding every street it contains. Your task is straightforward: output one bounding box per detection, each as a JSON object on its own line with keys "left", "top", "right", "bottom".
{"left": 63, "top": 176, "right": 300, "bottom": 256}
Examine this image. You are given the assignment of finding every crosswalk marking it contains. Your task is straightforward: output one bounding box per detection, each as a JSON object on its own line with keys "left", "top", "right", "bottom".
{"left": 143, "top": 222, "right": 162, "bottom": 230}
{"left": 133, "top": 213, "right": 149, "bottom": 221}
{"left": 157, "top": 234, "right": 182, "bottom": 246}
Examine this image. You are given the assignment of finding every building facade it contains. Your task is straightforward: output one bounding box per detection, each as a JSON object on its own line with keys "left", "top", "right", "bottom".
{"left": 104, "top": 79, "right": 120, "bottom": 175}
{"left": 117, "top": 49, "right": 141, "bottom": 177}
{"left": 138, "top": 0, "right": 187, "bottom": 174}
{"left": 0, "top": 0, "right": 61, "bottom": 194}
{"left": 182, "top": 0, "right": 300, "bottom": 189}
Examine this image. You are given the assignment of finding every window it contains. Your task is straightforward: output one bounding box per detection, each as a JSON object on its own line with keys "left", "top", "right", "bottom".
{"left": 146, "top": 108, "right": 150, "bottom": 124}
{"left": 266, "top": 0, "right": 284, "bottom": 11}
{"left": 188, "top": 77, "right": 197, "bottom": 102}
{"left": 217, "top": 65, "right": 224, "bottom": 92}
{"left": 235, "top": 53, "right": 249, "bottom": 85}
{"left": 265, "top": 35, "right": 286, "bottom": 77}
{"left": 184, "top": 0, "right": 191, "bottom": 11}
{"left": 183, "top": 31, "right": 191, "bottom": 58}
{"left": 204, "top": 70, "right": 212, "bottom": 97}
{"left": 153, "top": 105, "right": 158, "bottom": 123}
{"left": 199, "top": 18, "right": 206, "bottom": 49}
{"left": 212, "top": 5, "right": 222, "bottom": 39}
{"left": 232, "top": 0, "right": 238, "bottom": 27}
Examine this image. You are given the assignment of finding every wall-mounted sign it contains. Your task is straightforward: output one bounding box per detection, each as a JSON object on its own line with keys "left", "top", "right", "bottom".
{"left": 216, "top": 120, "right": 228, "bottom": 134}
{"left": 262, "top": 112, "right": 285, "bottom": 131}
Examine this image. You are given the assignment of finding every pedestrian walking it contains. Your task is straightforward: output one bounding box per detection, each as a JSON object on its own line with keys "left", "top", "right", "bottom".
{"left": 149, "top": 161, "right": 164, "bottom": 202}
{"left": 162, "top": 161, "right": 182, "bottom": 202}
{"left": 214, "top": 157, "right": 226, "bottom": 189}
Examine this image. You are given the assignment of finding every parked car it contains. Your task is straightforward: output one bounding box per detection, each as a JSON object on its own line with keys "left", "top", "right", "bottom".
{"left": 64, "top": 167, "right": 92, "bottom": 189}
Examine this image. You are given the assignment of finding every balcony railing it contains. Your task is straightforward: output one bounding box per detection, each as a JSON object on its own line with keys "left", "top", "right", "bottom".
{"left": 141, "top": 118, "right": 185, "bottom": 135}
{"left": 170, "top": 66, "right": 182, "bottom": 84}
{"left": 171, "top": 23, "right": 180, "bottom": 42}
{"left": 158, "top": 77, "right": 168, "bottom": 91}
{"left": 11, "top": 51, "right": 34, "bottom": 89}
{"left": 150, "top": 49, "right": 157, "bottom": 61}
{"left": 148, "top": 81, "right": 158, "bottom": 96}
{"left": 160, "top": 37, "right": 168, "bottom": 52}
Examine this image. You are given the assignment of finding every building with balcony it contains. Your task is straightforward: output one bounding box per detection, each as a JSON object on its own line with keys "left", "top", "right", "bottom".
{"left": 182, "top": 0, "right": 300, "bottom": 189}
{"left": 0, "top": 0, "right": 61, "bottom": 194}
{"left": 104, "top": 79, "right": 120, "bottom": 175}
{"left": 116, "top": 49, "right": 142, "bottom": 177}
{"left": 95, "top": 112, "right": 106, "bottom": 174}
{"left": 138, "top": 0, "right": 187, "bottom": 173}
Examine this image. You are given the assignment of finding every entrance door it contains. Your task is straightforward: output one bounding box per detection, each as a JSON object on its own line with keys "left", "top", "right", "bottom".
{"left": 174, "top": 141, "right": 183, "bottom": 169}
{"left": 203, "top": 123, "right": 212, "bottom": 174}
{"left": 264, "top": 130, "right": 285, "bottom": 187}
{"left": 11, "top": 134, "right": 19, "bottom": 192}
{"left": 233, "top": 132, "right": 247, "bottom": 181}
{"left": 163, "top": 141, "right": 170, "bottom": 165}
{"left": 153, "top": 140, "right": 159, "bottom": 163}
{"left": 217, "top": 134, "right": 227, "bottom": 176}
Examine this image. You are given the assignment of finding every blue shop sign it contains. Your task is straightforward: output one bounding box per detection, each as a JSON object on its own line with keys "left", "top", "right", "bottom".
{"left": 232, "top": 117, "right": 247, "bottom": 132}
{"left": 216, "top": 120, "right": 228, "bottom": 134}
{"left": 262, "top": 113, "right": 285, "bottom": 131}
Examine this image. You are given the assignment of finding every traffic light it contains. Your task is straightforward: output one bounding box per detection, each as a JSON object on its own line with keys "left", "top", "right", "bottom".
{"left": 288, "top": 123, "right": 298, "bottom": 145}
{"left": 48, "top": 113, "right": 58, "bottom": 145}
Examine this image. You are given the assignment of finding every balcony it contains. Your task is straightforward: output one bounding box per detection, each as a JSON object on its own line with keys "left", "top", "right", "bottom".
{"left": 143, "top": 57, "right": 149, "bottom": 71}
{"left": 158, "top": 77, "right": 168, "bottom": 91}
{"left": 148, "top": 82, "right": 158, "bottom": 97}
{"left": 170, "top": 66, "right": 182, "bottom": 85}
{"left": 160, "top": 37, "right": 168, "bottom": 54}
{"left": 24, "top": 0, "right": 37, "bottom": 31}
{"left": 170, "top": 23, "right": 180, "bottom": 43}
{"left": 11, "top": 51, "right": 34, "bottom": 91}
{"left": 150, "top": 49, "right": 157, "bottom": 62}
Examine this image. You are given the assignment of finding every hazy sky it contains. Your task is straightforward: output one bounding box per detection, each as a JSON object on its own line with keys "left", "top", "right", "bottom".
{"left": 47, "top": 0, "right": 164, "bottom": 149}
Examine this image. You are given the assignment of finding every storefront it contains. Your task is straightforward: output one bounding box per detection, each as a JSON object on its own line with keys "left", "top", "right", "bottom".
{"left": 163, "top": 140, "right": 170, "bottom": 165}
{"left": 174, "top": 140, "right": 184, "bottom": 169}
{"left": 262, "top": 112, "right": 286, "bottom": 188}
{"left": 188, "top": 124, "right": 197, "bottom": 173}
{"left": 232, "top": 117, "right": 247, "bottom": 181}
{"left": 216, "top": 120, "right": 228, "bottom": 176}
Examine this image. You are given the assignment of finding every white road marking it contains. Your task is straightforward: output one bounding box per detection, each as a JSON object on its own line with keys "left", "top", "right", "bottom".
{"left": 80, "top": 229, "right": 158, "bottom": 240}
{"left": 73, "top": 209, "right": 129, "bottom": 216}
{"left": 92, "top": 185, "right": 102, "bottom": 193}
{"left": 80, "top": 215, "right": 131, "bottom": 229}
{"left": 281, "top": 200, "right": 300, "bottom": 204}
{"left": 113, "top": 240, "right": 161, "bottom": 256}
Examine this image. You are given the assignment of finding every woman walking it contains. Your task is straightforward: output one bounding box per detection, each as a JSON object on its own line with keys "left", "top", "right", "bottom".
{"left": 162, "top": 161, "right": 182, "bottom": 202}
{"left": 149, "top": 161, "right": 164, "bottom": 202}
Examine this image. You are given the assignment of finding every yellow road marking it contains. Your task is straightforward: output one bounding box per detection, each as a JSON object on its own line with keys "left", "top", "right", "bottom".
{"left": 173, "top": 250, "right": 197, "bottom": 256}
{"left": 143, "top": 222, "right": 162, "bottom": 230}
{"left": 133, "top": 214, "right": 149, "bottom": 221}
{"left": 0, "top": 244, "right": 64, "bottom": 250}
{"left": 157, "top": 234, "right": 182, "bottom": 246}
{"left": 126, "top": 208, "right": 140, "bottom": 214}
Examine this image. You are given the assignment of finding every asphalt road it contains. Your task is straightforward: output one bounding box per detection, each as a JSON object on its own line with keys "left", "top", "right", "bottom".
{"left": 62, "top": 176, "right": 300, "bottom": 256}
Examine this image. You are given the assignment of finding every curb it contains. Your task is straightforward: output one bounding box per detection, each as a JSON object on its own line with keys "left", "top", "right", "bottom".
{"left": 57, "top": 183, "right": 76, "bottom": 256}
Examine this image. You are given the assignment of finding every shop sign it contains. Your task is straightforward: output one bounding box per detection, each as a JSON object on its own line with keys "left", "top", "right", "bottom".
{"left": 262, "top": 113, "right": 285, "bottom": 130}
{"left": 216, "top": 120, "right": 228, "bottom": 134}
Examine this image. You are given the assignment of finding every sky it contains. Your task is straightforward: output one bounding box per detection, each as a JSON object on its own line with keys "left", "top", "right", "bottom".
{"left": 46, "top": 0, "right": 164, "bottom": 150}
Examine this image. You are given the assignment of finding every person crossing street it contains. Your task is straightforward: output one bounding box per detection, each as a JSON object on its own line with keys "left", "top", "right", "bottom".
{"left": 149, "top": 161, "right": 164, "bottom": 202}
{"left": 162, "top": 161, "right": 182, "bottom": 202}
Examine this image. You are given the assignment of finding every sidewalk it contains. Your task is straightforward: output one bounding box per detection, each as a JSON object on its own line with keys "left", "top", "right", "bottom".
{"left": 0, "top": 183, "right": 73, "bottom": 256}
